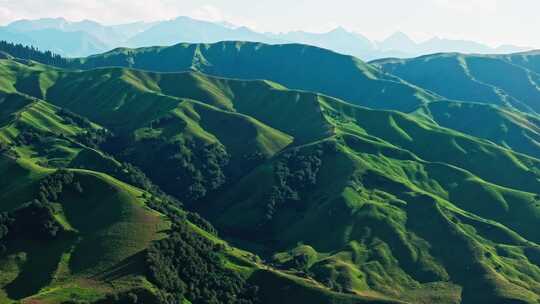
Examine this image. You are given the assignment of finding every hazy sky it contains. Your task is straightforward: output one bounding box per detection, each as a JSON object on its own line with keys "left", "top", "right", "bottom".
{"left": 0, "top": 0, "right": 538, "bottom": 47}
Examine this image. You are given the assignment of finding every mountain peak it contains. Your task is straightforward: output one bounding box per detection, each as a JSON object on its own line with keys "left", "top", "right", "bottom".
{"left": 218, "top": 20, "right": 239, "bottom": 29}
{"left": 77, "top": 19, "right": 102, "bottom": 26}
{"left": 379, "top": 31, "right": 417, "bottom": 52}
{"left": 7, "top": 17, "right": 69, "bottom": 32}
{"left": 173, "top": 15, "right": 214, "bottom": 24}
{"left": 328, "top": 26, "right": 349, "bottom": 34}
{"left": 8, "top": 17, "right": 67, "bottom": 26}
{"left": 385, "top": 31, "right": 413, "bottom": 42}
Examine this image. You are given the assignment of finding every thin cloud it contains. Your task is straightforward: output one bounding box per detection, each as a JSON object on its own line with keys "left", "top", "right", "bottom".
{"left": 435, "top": 0, "right": 498, "bottom": 14}
{"left": 0, "top": 1, "right": 258, "bottom": 28}
{"left": 190, "top": 5, "right": 224, "bottom": 22}
{"left": 0, "top": 0, "right": 536, "bottom": 47}
{"left": 187, "top": 4, "right": 258, "bottom": 29}
{"left": 0, "top": 0, "right": 183, "bottom": 24}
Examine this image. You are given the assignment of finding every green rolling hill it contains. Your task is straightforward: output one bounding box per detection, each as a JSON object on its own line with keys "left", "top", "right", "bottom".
{"left": 420, "top": 100, "right": 540, "bottom": 159}
{"left": 0, "top": 58, "right": 407, "bottom": 304}
{"left": 21, "top": 40, "right": 539, "bottom": 160}
{"left": 65, "top": 41, "right": 438, "bottom": 112}
{"left": 498, "top": 50, "right": 540, "bottom": 75}
{"left": 0, "top": 41, "right": 540, "bottom": 304}
{"left": 372, "top": 52, "right": 540, "bottom": 115}
{"left": 0, "top": 91, "right": 166, "bottom": 302}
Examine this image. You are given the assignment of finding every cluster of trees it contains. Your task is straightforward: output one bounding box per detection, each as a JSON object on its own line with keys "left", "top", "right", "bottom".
{"left": 149, "top": 113, "right": 180, "bottom": 129}
{"left": 100, "top": 114, "right": 257, "bottom": 206}
{"left": 0, "top": 200, "right": 62, "bottom": 256}
{"left": 144, "top": 192, "right": 217, "bottom": 237}
{"left": 75, "top": 127, "right": 111, "bottom": 150}
{"left": 283, "top": 253, "right": 311, "bottom": 272}
{"left": 12, "top": 110, "right": 108, "bottom": 160}
{"left": 0, "top": 212, "right": 14, "bottom": 254}
{"left": 0, "top": 140, "right": 18, "bottom": 159}
{"left": 10, "top": 200, "right": 64, "bottom": 240}
{"left": 0, "top": 40, "right": 69, "bottom": 66}
{"left": 159, "top": 140, "right": 230, "bottom": 202}
{"left": 108, "top": 135, "right": 231, "bottom": 203}
{"left": 0, "top": 169, "right": 84, "bottom": 256}
{"left": 264, "top": 147, "right": 324, "bottom": 221}
{"left": 118, "top": 162, "right": 158, "bottom": 194}
{"left": 15, "top": 128, "right": 48, "bottom": 147}
{"left": 84, "top": 288, "right": 159, "bottom": 304}
{"left": 110, "top": 161, "right": 218, "bottom": 236}
{"left": 57, "top": 108, "right": 112, "bottom": 149}
{"left": 58, "top": 108, "right": 93, "bottom": 129}
{"left": 0, "top": 203, "right": 61, "bottom": 252}
{"left": 17, "top": 170, "right": 83, "bottom": 239}
{"left": 71, "top": 128, "right": 221, "bottom": 237}
{"left": 0, "top": 201, "right": 65, "bottom": 255}
{"left": 0, "top": 141, "right": 9, "bottom": 153}
{"left": 0, "top": 141, "right": 17, "bottom": 159}
{"left": 145, "top": 219, "right": 259, "bottom": 304}
{"left": 129, "top": 171, "right": 256, "bottom": 303}
{"left": 36, "top": 169, "right": 83, "bottom": 203}
{"left": 186, "top": 212, "right": 218, "bottom": 236}
{"left": 4, "top": 105, "right": 267, "bottom": 303}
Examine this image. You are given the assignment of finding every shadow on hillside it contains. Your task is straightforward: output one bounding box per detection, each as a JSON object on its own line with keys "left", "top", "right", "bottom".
{"left": 91, "top": 252, "right": 145, "bottom": 282}
{"left": 4, "top": 238, "right": 74, "bottom": 300}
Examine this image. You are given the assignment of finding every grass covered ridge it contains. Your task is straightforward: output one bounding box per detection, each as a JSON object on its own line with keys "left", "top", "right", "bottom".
{"left": 0, "top": 50, "right": 539, "bottom": 303}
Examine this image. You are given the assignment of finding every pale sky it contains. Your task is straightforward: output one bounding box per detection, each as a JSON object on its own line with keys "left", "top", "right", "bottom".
{"left": 0, "top": 0, "right": 538, "bottom": 47}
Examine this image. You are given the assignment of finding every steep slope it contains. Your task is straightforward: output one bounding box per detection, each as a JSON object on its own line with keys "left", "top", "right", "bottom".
{"left": 210, "top": 137, "right": 540, "bottom": 303}
{"left": 498, "top": 50, "right": 540, "bottom": 74}
{"left": 0, "top": 84, "right": 382, "bottom": 304}
{"left": 2, "top": 57, "right": 540, "bottom": 303}
{"left": 69, "top": 41, "right": 438, "bottom": 112}
{"left": 421, "top": 100, "right": 540, "bottom": 159}
{"left": 372, "top": 53, "right": 540, "bottom": 115}
{"left": 3, "top": 56, "right": 539, "bottom": 203}
{"left": 8, "top": 58, "right": 538, "bottom": 194}
{"left": 205, "top": 100, "right": 540, "bottom": 303}
{"left": 0, "top": 163, "right": 168, "bottom": 302}
{"left": 0, "top": 92, "right": 168, "bottom": 302}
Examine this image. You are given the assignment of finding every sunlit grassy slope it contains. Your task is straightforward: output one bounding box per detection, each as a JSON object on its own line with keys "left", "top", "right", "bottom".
{"left": 0, "top": 59, "right": 399, "bottom": 304}
{"left": 1, "top": 56, "right": 540, "bottom": 303}
{"left": 0, "top": 156, "right": 170, "bottom": 303}
{"left": 421, "top": 100, "right": 540, "bottom": 159}
{"left": 66, "top": 41, "right": 438, "bottom": 112}
{"left": 0, "top": 90, "right": 169, "bottom": 302}
{"left": 372, "top": 53, "right": 540, "bottom": 115}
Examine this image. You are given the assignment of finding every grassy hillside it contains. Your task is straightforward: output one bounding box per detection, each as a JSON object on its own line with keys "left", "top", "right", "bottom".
{"left": 372, "top": 53, "right": 540, "bottom": 115}
{"left": 67, "top": 41, "right": 438, "bottom": 112}
{"left": 211, "top": 142, "right": 540, "bottom": 303}
{"left": 7, "top": 59, "right": 538, "bottom": 194}
{"left": 498, "top": 50, "right": 540, "bottom": 74}
{"left": 0, "top": 89, "right": 167, "bottom": 302}
{"left": 0, "top": 157, "right": 169, "bottom": 303}
{"left": 1, "top": 53, "right": 540, "bottom": 303}
{"left": 421, "top": 100, "right": 540, "bottom": 159}
{"left": 207, "top": 114, "right": 540, "bottom": 303}
{"left": 0, "top": 60, "right": 396, "bottom": 304}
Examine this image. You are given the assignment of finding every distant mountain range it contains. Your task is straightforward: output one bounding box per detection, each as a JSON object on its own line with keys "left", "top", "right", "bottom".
{"left": 0, "top": 16, "right": 534, "bottom": 58}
